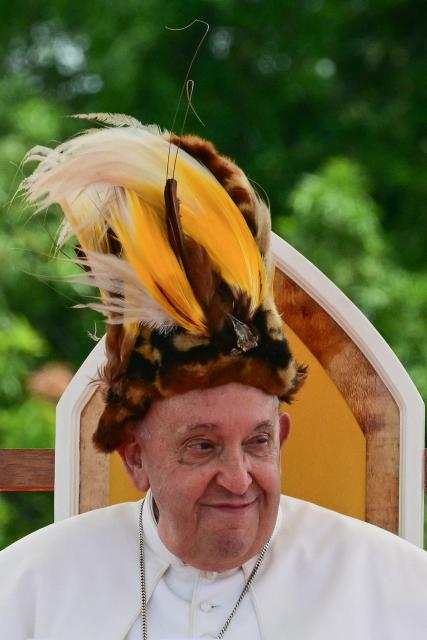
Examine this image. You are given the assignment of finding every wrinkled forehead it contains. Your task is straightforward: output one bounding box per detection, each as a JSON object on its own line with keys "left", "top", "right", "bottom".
{"left": 139, "top": 383, "right": 280, "bottom": 435}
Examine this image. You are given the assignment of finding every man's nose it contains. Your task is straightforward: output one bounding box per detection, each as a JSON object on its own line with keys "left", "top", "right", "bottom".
{"left": 215, "top": 449, "right": 252, "bottom": 495}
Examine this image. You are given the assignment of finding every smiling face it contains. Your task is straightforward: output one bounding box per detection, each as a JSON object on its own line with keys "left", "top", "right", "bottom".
{"left": 119, "top": 383, "right": 290, "bottom": 571}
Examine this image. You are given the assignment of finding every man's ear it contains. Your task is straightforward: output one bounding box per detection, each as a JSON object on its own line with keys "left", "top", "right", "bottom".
{"left": 279, "top": 413, "right": 291, "bottom": 447}
{"left": 117, "top": 434, "right": 150, "bottom": 492}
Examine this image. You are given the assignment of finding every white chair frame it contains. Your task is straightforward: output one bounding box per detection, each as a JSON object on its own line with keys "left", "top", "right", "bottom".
{"left": 55, "top": 232, "right": 425, "bottom": 547}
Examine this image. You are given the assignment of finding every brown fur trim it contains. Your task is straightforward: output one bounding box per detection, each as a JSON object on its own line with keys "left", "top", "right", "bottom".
{"left": 279, "top": 362, "right": 309, "bottom": 403}
{"left": 158, "top": 355, "right": 293, "bottom": 398}
{"left": 93, "top": 355, "right": 307, "bottom": 453}
{"left": 171, "top": 332, "right": 211, "bottom": 351}
{"left": 92, "top": 299, "right": 307, "bottom": 453}
{"left": 93, "top": 404, "right": 136, "bottom": 452}
{"left": 93, "top": 378, "right": 159, "bottom": 452}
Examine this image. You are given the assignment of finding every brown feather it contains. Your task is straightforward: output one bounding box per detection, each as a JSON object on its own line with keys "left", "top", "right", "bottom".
{"left": 183, "top": 238, "right": 219, "bottom": 317}
{"left": 164, "top": 178, "right": 187, "bottom": 267}
{"left": 74, "top": 244, "right": 90, "bottom": 271}
{"left": 163, "top": 179, "right": 232, "bottom": 336}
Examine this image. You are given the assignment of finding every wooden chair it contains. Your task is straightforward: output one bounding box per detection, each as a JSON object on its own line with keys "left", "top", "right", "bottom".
{"left": 1, "top": 232, "right": 425, "bottom": 547}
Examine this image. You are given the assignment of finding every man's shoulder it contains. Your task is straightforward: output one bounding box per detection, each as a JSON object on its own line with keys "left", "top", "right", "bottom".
{"left": 277, "top": 494, "right": 427, "bottom": 561}
{"left": 0, "top": 500, "right": 141, "bottom": 570}
{"left": 254, "top": 496, "right": 427, "bottom": 638}
{"left": 268, "top": 495, "right": 427, "bottom": 607}
{"left": 0, "top": 501, "right": 142, "bottom": 638}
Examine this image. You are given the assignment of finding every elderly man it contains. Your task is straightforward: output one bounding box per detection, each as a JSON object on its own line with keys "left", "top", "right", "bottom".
{"left": 0, "top": 114, "right": 426, "bottom": 639}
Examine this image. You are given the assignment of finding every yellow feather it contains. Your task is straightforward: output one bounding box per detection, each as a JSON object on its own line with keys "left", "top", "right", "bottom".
{"left": 24, "top": 124, "right": 269, "bottom": 334}
{"left": 111, "top": 190, "right": 207, "bottom": 334}
{"left": 62, "top": 193, "right": 109, "bottom": 253}
{"left": 174, "top": 157, "right": 266, "bottom": 312}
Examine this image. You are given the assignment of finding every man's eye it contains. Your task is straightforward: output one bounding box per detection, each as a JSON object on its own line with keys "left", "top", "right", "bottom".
{"left": 187, "top": 440, "right": 214, "bottom": 451}
{"left": 248, "top": 435, "right": 270, "bottom": 447}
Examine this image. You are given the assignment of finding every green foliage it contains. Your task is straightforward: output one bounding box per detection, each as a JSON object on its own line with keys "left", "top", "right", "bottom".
{"left": 0, "top": 1, "right": 425, "bottom": 549}
{"left": 0, "top": 316, "right": 47, "bottom": 403}
{"left": 0, "top": 397, "right": 55, "bottom": 448}
{"left": 276, "top": 157, "right": 427, "bottom": 403}
{"left": 0, "top": 493, "right": 54, "bottom": 551}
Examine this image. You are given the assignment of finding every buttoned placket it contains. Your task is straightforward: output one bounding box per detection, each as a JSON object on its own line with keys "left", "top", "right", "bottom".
{"left": 125, "top": 491, "right": 263, "bottom": 639}
{"left": 189, "top": 567, "right": 249, "bottom": 639}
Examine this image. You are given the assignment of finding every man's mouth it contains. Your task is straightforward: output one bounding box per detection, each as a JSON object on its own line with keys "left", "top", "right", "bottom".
{"left": 204, "top": 497, "right": 258, "bottom": 511}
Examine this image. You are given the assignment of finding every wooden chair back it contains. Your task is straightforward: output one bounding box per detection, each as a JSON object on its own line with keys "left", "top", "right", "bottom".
{"left": 53, "top": 232, "right": 425, "bottom": 546}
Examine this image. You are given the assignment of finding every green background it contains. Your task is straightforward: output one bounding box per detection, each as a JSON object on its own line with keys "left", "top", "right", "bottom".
{"left": 0, "top": 0, "right": 425, "bottom": 549}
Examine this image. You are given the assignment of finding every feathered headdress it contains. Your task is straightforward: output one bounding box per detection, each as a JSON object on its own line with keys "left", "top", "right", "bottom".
{"left": 21, "top": 113, "right": 307, "bottom": 452}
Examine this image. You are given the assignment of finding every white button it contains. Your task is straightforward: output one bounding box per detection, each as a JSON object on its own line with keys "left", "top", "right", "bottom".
{"left": 205, "top": 571, "right": 217, "bottom": 581}
{"left": 200, "top": 600, "right": 214, "bottom": 612}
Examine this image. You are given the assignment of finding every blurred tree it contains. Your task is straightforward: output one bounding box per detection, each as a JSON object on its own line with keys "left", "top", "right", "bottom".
{"left": 0, "top": 0, "right": 425, "bottom": 548}
{"left": 277, "top": 157, "right": 427, "bottom": 395}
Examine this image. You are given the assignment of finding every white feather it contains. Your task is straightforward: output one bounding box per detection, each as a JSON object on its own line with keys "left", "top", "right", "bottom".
{"left": 70, "top": 112, "right": 146, "bottom": 129}
{"left": 70, "top": 113, "right": 169, "bottom": 141}
{"left": 71, "top": 251, "right": 177, "bottom": 331}
{"left": 21, "top": 126, "right": 212, "bottom": 216}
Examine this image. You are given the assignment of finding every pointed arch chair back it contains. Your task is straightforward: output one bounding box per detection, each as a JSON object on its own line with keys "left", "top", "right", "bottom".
{"left": 55, "top": 233, "right": 425, "bottom": 547}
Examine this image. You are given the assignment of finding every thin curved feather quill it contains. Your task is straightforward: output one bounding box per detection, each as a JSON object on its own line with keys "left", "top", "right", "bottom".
{"left": 70, "top": 112, "right": 145, "bottom": 129}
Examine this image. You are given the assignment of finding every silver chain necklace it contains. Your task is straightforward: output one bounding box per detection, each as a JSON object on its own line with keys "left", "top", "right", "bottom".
{"left": 138, "top": 499, "right": 270, "bottom": 640}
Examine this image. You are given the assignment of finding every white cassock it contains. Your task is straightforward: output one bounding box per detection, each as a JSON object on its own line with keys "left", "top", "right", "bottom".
{"left": 0, "top": 493, "right": 426, "bottom": 640}
{"left": 125, "top": 494, "right": 261, "bottom": 639}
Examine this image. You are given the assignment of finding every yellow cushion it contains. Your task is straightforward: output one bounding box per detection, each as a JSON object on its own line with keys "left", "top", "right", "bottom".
{"left": 109, "top": 325, "right": 366, "bottom": 521}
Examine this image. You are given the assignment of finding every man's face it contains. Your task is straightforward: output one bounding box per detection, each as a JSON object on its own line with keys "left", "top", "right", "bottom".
{"left": 120, "top": 383, "right": 290, "bottom": 571}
